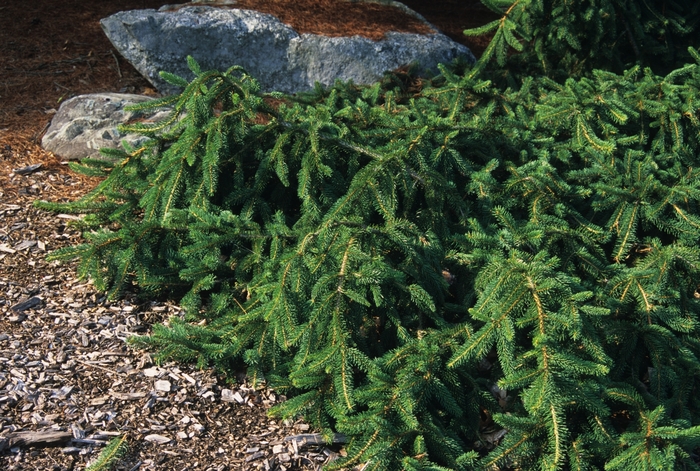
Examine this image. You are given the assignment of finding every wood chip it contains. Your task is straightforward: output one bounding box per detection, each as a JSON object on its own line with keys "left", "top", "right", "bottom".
{"left": 0, "top": 244, "right": 16, "bottom": 254}
{"left": 110, "top": 390, "right": 147, "bottom": 400}
{"left": 13, "top": 163, "right": 43, "bottom": 175}
{"left": 144, "top": 434, "right": 171, "bottom": 444}
{"left": 154, "top": 380, "right": 171, "bottom": 392}
{"left": 142, "top": 367, "right": 162, "bottom": 377}
{"left": 0, "top": 430, "right": 72, "bottom": 452}
{"left": 221, "top": 388, "right": 236, "bottom": 402}
{"left": 0, "top": 174, "right": 327, "bottom": 470}
{"left": 10, "top": 296, "right": 42, "bottom": 312}
{"left": 13, "top": 240, "right": 37, "bottom": 251}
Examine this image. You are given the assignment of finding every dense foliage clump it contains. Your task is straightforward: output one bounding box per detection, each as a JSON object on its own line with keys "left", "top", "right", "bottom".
{"left": 38, "top": 1, "right": 700, "bottom": 469}
{"left": 471, "top": 0, "right": 700, "bottom": 79}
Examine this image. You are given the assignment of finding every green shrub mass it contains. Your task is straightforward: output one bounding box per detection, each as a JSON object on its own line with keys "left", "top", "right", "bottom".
{"left": 38, "top": 1, "right": 700, "bottom": 469}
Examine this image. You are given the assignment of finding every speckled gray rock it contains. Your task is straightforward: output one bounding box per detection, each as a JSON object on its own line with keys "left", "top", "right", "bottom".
{"left": 286, "top": 32, "right": 469, "bottom": 91}
{"left": 100, "top": 5, "right": 474, "bottom": 95}
{"left": 41, "top": 93, "right": 168, "bottom": 161}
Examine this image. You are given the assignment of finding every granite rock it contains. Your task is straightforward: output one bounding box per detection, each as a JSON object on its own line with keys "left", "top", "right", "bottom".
{"left": 100, "top": 5, "right": 474, "bottom": 95}
{"left": 41, "top": 93, "right": 169, "bottom": 161}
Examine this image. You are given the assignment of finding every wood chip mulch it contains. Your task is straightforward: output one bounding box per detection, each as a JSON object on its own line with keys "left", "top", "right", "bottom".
{"left": 0, "top": 0, "right": 496, "bottom": 469}
{"left": 0, "top": 166, "right": 351, "bottom": 471}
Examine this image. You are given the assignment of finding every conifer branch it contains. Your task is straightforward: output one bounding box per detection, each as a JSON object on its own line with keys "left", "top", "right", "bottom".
{"left": 37, "top": 19, "right": 700, "bottom": 468}
{"left": 85, "top": 435, "right": 129, "bottom": 471}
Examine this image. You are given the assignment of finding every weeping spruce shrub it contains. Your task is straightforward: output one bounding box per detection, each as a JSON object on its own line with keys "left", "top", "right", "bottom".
{"left": 37, "top": 1, "right": 700, "bottom": 469}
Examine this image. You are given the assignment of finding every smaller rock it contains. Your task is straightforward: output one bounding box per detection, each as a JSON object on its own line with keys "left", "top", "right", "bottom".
{"left": 41, "top": 93, "right": 171, "bottom": 161}
{"left": 144, "top": 433, "right": 171, "bottom": 444}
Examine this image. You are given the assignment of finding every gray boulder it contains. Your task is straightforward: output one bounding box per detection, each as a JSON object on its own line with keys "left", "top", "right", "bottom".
{"left": 42, "top": 93, "right": 169, "bottom": 161}
{"left": 101, "top": 5, "right": 474, "bottom": 95}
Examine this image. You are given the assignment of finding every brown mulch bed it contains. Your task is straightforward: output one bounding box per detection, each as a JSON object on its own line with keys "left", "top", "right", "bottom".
{"left": 0, "top": 1, "right": 496, "bottom": 469}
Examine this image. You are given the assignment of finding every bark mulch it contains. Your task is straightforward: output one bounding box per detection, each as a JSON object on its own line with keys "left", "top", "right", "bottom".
{"left": 0, "top": 1, "right": 496, "bottom": 469}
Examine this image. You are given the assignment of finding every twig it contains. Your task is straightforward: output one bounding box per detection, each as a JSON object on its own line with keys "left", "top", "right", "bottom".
{"left": 75, "top": 358, "right": 120, "bottom": 375}
{"left": 33, "top": 121, "right": 51, "bottom": 144}
{"left": 284, "top": 433, "right": 348, "bottom": 446}
{"left": 111, "top": 50, "right": 123, "bottom": 79}
{"left": 53, "top": 81, "right": 71, "bottom": 91}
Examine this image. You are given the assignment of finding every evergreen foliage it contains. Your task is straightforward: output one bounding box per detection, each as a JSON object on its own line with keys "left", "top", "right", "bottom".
{"left": 85, "top": 435, "right": 129, "bottom": 471}
{"left": 37, "top": 1, "right": 700, "bottom": 469}
{"left": 467, "top": 0, "right": 700, "bottom": 79}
